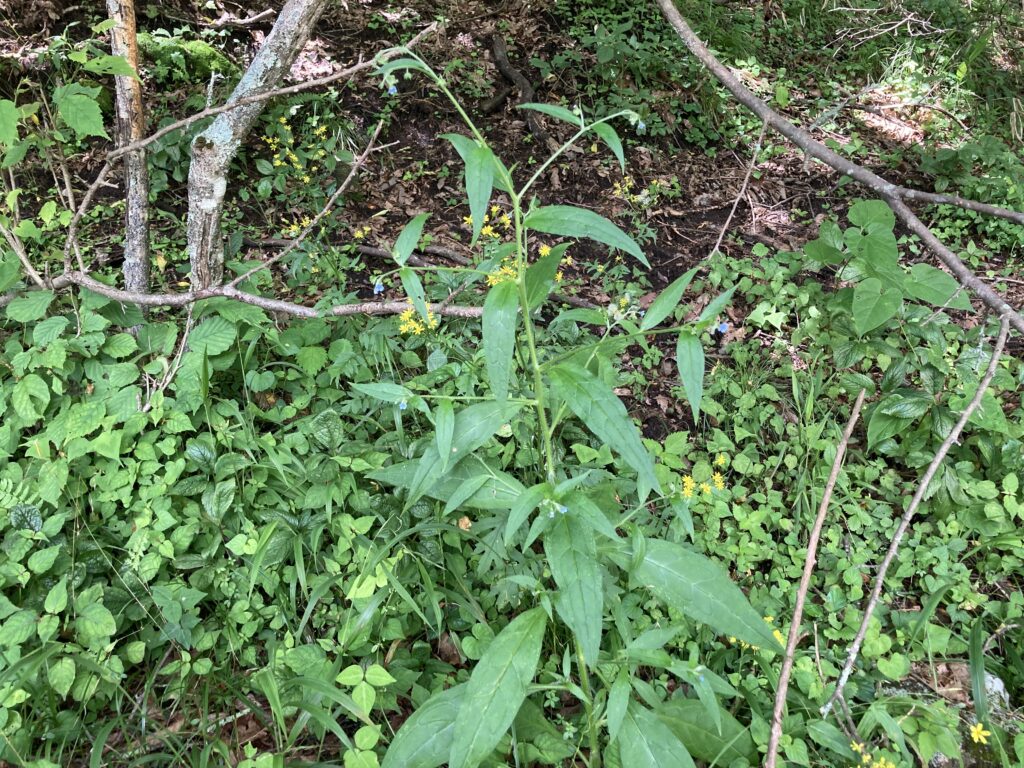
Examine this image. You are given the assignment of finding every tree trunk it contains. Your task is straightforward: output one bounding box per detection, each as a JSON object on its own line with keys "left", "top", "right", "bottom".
{"left": 106, "top": 0, "right": 150, "bottom": 295}
{"left": 186, "top": 0, "right": 327, "bottom": 289}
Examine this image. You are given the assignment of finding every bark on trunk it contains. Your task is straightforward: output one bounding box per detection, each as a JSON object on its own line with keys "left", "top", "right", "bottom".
{"left": 106, "top": 0, "right": 150, "bottom": 295}
{"left": 186, "top": 0, "right": 327, "bottom": 289}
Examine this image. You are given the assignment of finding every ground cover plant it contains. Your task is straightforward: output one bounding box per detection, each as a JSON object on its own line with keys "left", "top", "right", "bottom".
{"left": 0, "top": 0, "right": 1022, "bottom": 766}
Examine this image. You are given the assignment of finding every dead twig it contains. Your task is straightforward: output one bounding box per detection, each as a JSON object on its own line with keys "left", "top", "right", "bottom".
{"left": 821, "top": 314, "right": 1011, "bottom": 717}
{"left": 710, "top": 123, "right": 766, "bottom": 258}
{"left": 766, "top": 389, "right": 867, "bottom": 768}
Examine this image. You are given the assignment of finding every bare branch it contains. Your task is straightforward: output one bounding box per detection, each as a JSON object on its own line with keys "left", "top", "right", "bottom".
{"left": 766, "top": 389, "right": 867, "bottom": 768}
{"left": 821, "top": 315, "right": 1011, "bottom": 717}
{"left": 0, "top": 221, "right": 46, "bottom": 289}
{"left": 654, "top": 0, "right": 1024, "bottom": 336}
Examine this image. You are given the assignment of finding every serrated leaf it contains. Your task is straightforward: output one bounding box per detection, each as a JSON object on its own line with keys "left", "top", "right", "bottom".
{"left": 188, "top": 316, "right": 236, "bottom": 355}
{"left": 449, "top": 608, "right": 547, "bottom": 768}
{"left": 544, "top": 513, "right": 602, "bottom": 664}
{"left": 634, "top": 539, "right": 780, "bottom": 649}
{"left": 853, "top": 277, "right": 902, "bottom": 336}
{"left": 642, "top": 268, "right": 697, "bottom": 331}
{"left": 12, "top": 373, "right": 49, "bottom": 422}
{"left": 44, "top": 578, "right": 68, "bottom": 614}
{"left": 393, "top": 213, "right": 429, "bottom": 267}
{"left": 76, "top": 602, "right": 116, "bottom": 644}
{"left": 53, "top": 83, "right": 107, "bottom": 139}
{"left": 676, "top": 332, "right": 704, "bottom": 422}
{"left": 6, "top": 290, "right": 54, "bottom": 322}
{"left": 620, "top": 702, "right": 696, "bottom": 768}
{"left": 296, "top": 346, "right": 328, "bottom": 376}
{"left": 482, "top": 280, "right": 519, "bottom": 401}
{"left": 548, "top": 363, "right": 659, "bottom": 501}
{"left": 382, "top": 684, "right": 465, "bottom": 768}
{"left": 524, "top": 205, "right": 647, "bottom": 266}
{"left": 102, "top": 331, "right": 137, "bottom": 358}
{"left": 48, "top": 657, "right": 76, "bottom": 698}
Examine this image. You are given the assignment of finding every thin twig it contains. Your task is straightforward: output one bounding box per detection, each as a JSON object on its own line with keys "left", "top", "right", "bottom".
{"left": 822, "top": 315, "right": 1011, "bottom": 717}
{"left": 766, "top": 389, "right": 867, "bottom": 768}
{"left": 0, "top": 221, "right": 46, "bottom": 288}
{"left": 710, "top": 123, "right": 766, "bottom": 258}
{"left": 226, "top": 122, "right": 384, "bottom": 290}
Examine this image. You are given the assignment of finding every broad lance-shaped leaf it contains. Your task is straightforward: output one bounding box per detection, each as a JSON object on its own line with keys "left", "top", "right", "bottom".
{"left": 449, "top": 608, "right": 547, "bottom": 768}
{"left": 382, "top": 684, "right": 465, "bottom": 768}
{"left": 548, "top": 363, "right": 660, "bottom": 502}
{"left": 618, "top": 701, "right": 696, "bottom": 768}
{"left": 405, "top": 401, "right": 522, "bottom": 508}
{"left": 393, "top": 213, "right": 429, "bottom": 267}
{"left": 641, "top": 267, "right": 697, "bottom": 331}
{"left": 675, "top": 332, "right": 704, "bottom": 422}
{"left": 634, "top": 539, "right": 781, "bottom": 650}
{"left": 465, "top": 143, "right": 495, "bottom": 244}
{"left": 656, "top": 699, "right": 757, "bottom": 764}
{"left": 544, "top": 513, "right": 602, "bottom": 665}
{"left": 482, "top": 280, "right": 519, "bottom": 401}
{"left": 400, "top": 266, "right": 430, "bottom": 322}
{"left": 435, "top": 399, "right": 455, "bottom": 472}
{"left": 368, "top": 454, "right": 525, "bottom": 511}
{"left": 524, "top": 205, "right": 648, "bottom": 267}
{"left": 525, "top": 243, "right": 570, "bottom": 311}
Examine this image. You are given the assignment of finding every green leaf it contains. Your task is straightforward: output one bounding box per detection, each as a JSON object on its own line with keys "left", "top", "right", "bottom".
{"left": 406, "top": 402, "right": 523, "bottom": 507}
{"left": 606, "top": 672, "right": 630, "bottom": 743}
{"left": 465, "top": 144, "right": 494, "bottom": 244}
{"left": 969, "top": 618, "right": 989, "bottom": 724}
{"left": 807, "top": 720, "right": 857, "bottom": 759}
{"left": 518, "top": 102, "right": 583, "bottom": 127}
{"left": 524, "top": 205, "right": 647, "bottom": 266}
{"left": 48, "top": 657, "right": 76, "bottom": 698}
{"left": 76, "top": 602, "right": 116, "bottom": 644}
{"left": 393, "top": 213, "right": 429, "bottom": 267}
{"left": 642, "top": 268, "right": 697, "bottom": 331}
{"left": 12, "top": 373, "right": 50, "bottom": 422}
{"left": 544, "top": 513, "right": 602, "bottom": 665}
{"left": 83, "top": 54, "right": 139, "bottom": 78}
{"left": 102, "top": 331, "right": 137, "bottom": 358}
{"left": 369, "top": 454, "right": 524, "bottom": 511}
{"left": 435, "top": 399, "right": 455, "bottom": 472}
{"left": 590, "top": 122, "right": 625, "bottom": 172}
{"left": 188, "top": 316, "right": 236, "bottom": 355}
{"left": 442, "top": 133, "right": 512, "bottom": 194}
{"left": 803, "top": 238, "right": 845, "bottom": 265}
{"left": 0, "top": 99, "right": 19, "bottom": 146}
{"left": 619, "top": 702, "right": 696, "bottom": 768}
{"left": 634, "top": 539, "right": 780, "bottom": 650}
{"left": 525, "top": 242, "right": 569, "bottom": 311}
{"left": 657, "top": 699, "right": 757, "bottom": 763}
{"left": 296, "top": 346, "right": 328, "bottom": 376}
{"left": 44, "top": 578, "right": 68, "bottom": 614}
{"left": 548, "top": 363, "right": 660, "bottom": 502}
{"left": 848, "top": 199, "right": 895, "bottom": 231}
{"left": 504, "top": 482, "right": 551, "bottom": 544}
{"left": 53, "top": 83, "right": 107, "bottom": 139}
{"left": 399, "top": 266, "right": 429, "bottom": 322}
{"left": 696, "top": 286, "right": 736, "bottom": 326}
{"left": 905, "top": 263, "right": 972, "bottom": 311}
{"left": 449, "top": 608, "right": 547, "bottom": 768}
{"left": 7, "top": 290, "right": 54, "bottom": 322}
{"left": 852, "top": 277, "right": 902, "bottom": 336}
{"left": 382, "top": 684, "right": 465, "bottom": 768}
{"left": 867, "top": 408, "right": 911, "bottom": 449}
{"left": 352, "top": 382, "right": 413, "bottom": 402}
{"left": 675, "top": 332, "right": 704, "bottom": 422}
{"left": 482, "top": 280, "right": 519, "bottom": 401}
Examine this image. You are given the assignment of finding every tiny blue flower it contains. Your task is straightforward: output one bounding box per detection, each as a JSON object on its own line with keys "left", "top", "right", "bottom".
{"left": 373, "top": 281, "right": 384, "bottom": 295}
{"left": 718, "top": 322, "right": 729, "bottom": 333}
{"left": 637, "top": 120, "right": 646, "bottom": 134}
{"left": 398, "top": 400, "right": 407, "bottom": 411}
{"left": 548, "top": 510, "right": 555, "bottom": 519}
{"left": 557, "top": 504, "right": 568, "bottom": 514}
{"left": 388, "top": 85, "right": 398, "bottom": 96}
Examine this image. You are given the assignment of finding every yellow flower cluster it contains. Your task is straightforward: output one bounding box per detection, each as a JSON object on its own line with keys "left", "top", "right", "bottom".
{"left": 353, "top": 225, "right": 372, "bottom": 240}
{"left": 283, "top": 215, "right": 314, "bottom": 238}
{"left": 727, "top": 616, "right": 781, "bottom": 652}
{"left": 850, "top": 742, "right": 899, "bottom": 768}
{"left": 487, "top": 255, "right": 519, "bottom": 287}
{"left": 398, "top": 304, "right": 439, "bottom": 335}
{"left": 264, "top": 114, "right": 328, "bottom": 199}
{"left": 464, "top": 205, "right": 513, "bottom": 238}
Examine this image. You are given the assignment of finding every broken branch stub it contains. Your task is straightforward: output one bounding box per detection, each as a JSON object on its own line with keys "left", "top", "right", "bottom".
{"left": 186, "top": 0, "right": 327, "bottom": 289}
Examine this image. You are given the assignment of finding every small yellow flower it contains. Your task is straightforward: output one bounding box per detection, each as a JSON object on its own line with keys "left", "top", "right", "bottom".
{"left": 712, "top": 472, "right": 725, "bottom": 491}
{"left": 538, "top": 244, "right": 552, "bottom": 258}
{"left": 773, "top": 628, "right": 785, "bottom": 645}
{"left": 851, "top": 742, "right": 864, "bottom": 755}
{"left": 499, "top": 214, "right": 512, "bottom": 229}
{"left": 480, "top": 225, "right": 496, "bottom": 238}
{"left": 562, "top": 255, "right": 573, "bottom": 266}
{"left": 615, "top": 254, "right": 623, "bottom": 263}
{"left": 715, "top": 453, "right": 727, "bottom": 466}
{"left": 273, "top": 159, "right": 283, "bottom": 167}
{"left": 596, "top": 265, "right": 604, "bottom": 274}
{"left": 861, "top": 754, "right": 872, "bottom": 765}
{"left": 278, "top": 116, "right": 287, "bottom": 124}
{"left": 619, "top": 296, "right": 628, "bottom": 308}
{"left": 700, "top": 482, "right": 712, "bottom": 495}
{"left": 554, "top": 270, "right": 563, "bottom": 283}
{"left": 727, "top": 636, "right": 737, "bottom": 644}
{"left": 764, "top": 616, "right": 774, "bottom": 623}
{"left": 490, "top": 205, "right": 500, "bottom": 215}
{"left": 302, "top": 175, "right": 311, "bottom": 184}
{"left": 970, "top": 722, "right": 991, "bottom": 745}
{"left": 463, "top": 215, "right": 473, "bottom": 227}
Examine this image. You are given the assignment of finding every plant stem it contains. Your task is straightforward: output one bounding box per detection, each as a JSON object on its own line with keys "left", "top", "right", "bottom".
{"left": 576, "top": 641, "right": 602, "bottom": 768}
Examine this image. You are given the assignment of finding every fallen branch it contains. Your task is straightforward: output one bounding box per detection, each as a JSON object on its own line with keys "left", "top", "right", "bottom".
{"left": 491, "top": 34, "right": 551, "bottom": 147}
{"left": 766, "top": 389, "right": 867, "bottom": 768}
{"left": 654, "top": 0, "right": 1024, "bottom": 335}
{"left": 821, "top": 314, "right": 1011, "bottom": 717}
